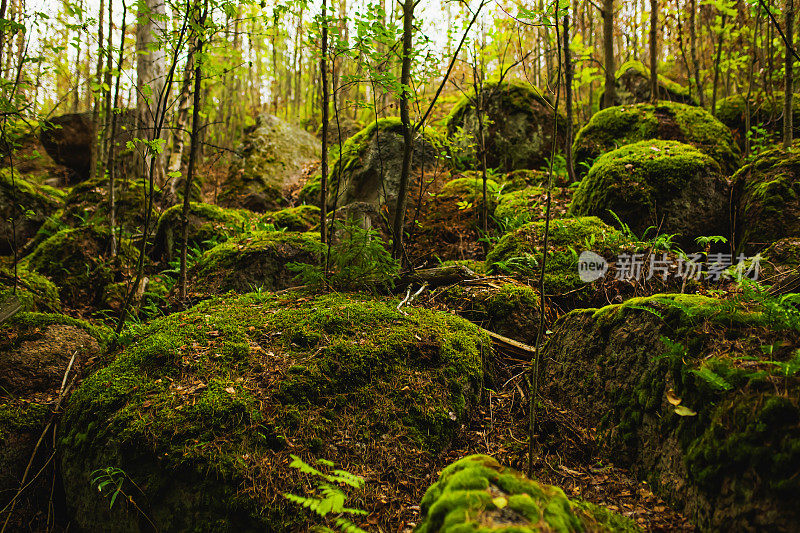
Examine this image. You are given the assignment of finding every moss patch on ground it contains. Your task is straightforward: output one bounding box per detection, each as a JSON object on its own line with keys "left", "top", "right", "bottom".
{"left": 416, "top": 454, "right": 639, "bottom": 532}
{"left": 572, "top": 102, "right": 740, "bottom": 178}
{"left": 542, "top": 292, "right": 800, "bottom": 530}
{"left": 58, "top": 291, "right": 490, "bottom": 531}
{"left": 732, "top": 141, "right": 800, "bottom": 254}
{"left": 570, "top": 140, "right": 729, "bottom": 244}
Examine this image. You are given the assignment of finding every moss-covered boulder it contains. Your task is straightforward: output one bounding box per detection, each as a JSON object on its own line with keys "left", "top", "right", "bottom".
{"left": 759, "top": 238, "right": 800, "bottom": 293}
{"left": 315, "top": 118, "right": 447, "bottom": 216}
{"left": 497, "top": 169, "right": 547, "bottom": 193}
{"left": 601, "top": 61, "right": 697, "bottom": 108}
{"left": 152, "top": 202, "right": 259, "bottom": 263}
{"left": 572, "top": 102, "right": 740, "bottom": 178}
{"left": 59, "top": 292, "right": 490, "bottom": 531}
{"left": 732, "top": 142, "right": 800, "bottom": 253}
{"left": 416, "top": 455, "right": 638, "bottom": 532}
{"left": 0, "top": 168, "right": 64, "bottom": 254}
{"left": 0, "top": 264, "right": 61, "bottom": 313}
{"left": 426, "top": 281, "right": 543, "bottom": 345}
{"left": 446, "top": 81, "right": 567, "bottom": 172}
{"left": 716, "top": 92, "right": 800, "bottom": 147}
{"left": 260, "top": 204, "right": 320, "bottom": 232}
{"left": 570, "top": 140, "right": 729, "bottom": 243}
{"left": 542, "top": 293, "right": 800, "bottom": 530}
{"left": 486, "top": 217, "right": 630, "bottom": 300}
{"left": 0, "top": 312, "right": 109, "bottom": 530}
{"left": 220, "top": 114, "right": 319, "bottom": 212}
{"left": 494, "top": 186, "right": 574, "bottom": 232}
{"left": 189, "top": 231, "right": 319, "bottom": 294}
{"left": 22, "top": 226, "right": 135, "bottom": 308}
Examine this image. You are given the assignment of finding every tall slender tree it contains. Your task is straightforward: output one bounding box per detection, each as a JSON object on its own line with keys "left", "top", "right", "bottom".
{"left": 783, "top": 0, "right": 794, "bottom": 147}
{"left": 649, "top": 0, "right": 658, "bottom": 102}
{"left": 601, "top": 0, "right": 616, "bottom": 108}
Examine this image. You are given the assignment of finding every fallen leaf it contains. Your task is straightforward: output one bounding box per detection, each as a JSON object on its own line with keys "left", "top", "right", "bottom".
{"left": 666, "top": 388, "right": 682, "bottom": 406}
{"left": 674, "top": 405, "right": 697, "bottom": 416}
{"left": 225, "top": 387, "right": 236, "bottom": 394}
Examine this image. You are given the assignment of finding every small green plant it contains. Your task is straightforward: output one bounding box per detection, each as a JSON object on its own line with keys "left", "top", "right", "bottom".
{"left": 288, "top": 219, "right": 399, "bottom": 291}
{"left": 91, "top": 467, "right": 127, "bottom": 509}
{"left": 283, "top": 455, "right": 368, "bottom": 533}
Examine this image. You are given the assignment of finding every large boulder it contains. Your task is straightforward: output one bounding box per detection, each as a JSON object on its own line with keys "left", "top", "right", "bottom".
{"left": 189, "top": 231, "right": 319, "bottom": 295}
{"left": 570, "top": 140, "right": 729, "bottom": 243}
{"left": 732, "top": 142, "right": 800, "bottom": 253}
{"left": 573, "top": 102, "right": 740, "bottom": 179}
{"left": 22, "top": 226, "right": 136, "bottom": 309}
{"left": 0, "top": 168, "right": 64, "bottom": 255}
{"left": 601, "top": 60, "right": 697, "bottom": 108}
{"left": 307, "top": 118, "right": 447, "bottom": 218}
{"left": 0, "top": 313, "right": 109, "bottom": 531}
{"left": 58, "top": 292, "right": 490, "bottom": 531}
{"left": 542, "top": 294, "right": 800, "bottom": 530}
{"left": 716, "top": 92, "right": 800, "bottom": 148}
{"left": 39, "top": 111, "right": 135, "bottom": 183}
{"left": 446, "top": 80, "right": 567, "bottom": 172}
{"left": 416, "top": 455, "right": 638, "bottom": 532}
{"left": 0, "top": 265, "right": 61, "bottom": 313}
{"left": 220, "top": 114, "right": 319, "bottom": 212}
{"left": 152, "top": 202, "right": 259, "bottom": 263}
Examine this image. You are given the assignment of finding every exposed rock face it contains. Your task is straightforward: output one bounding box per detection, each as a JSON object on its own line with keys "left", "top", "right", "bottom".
{"left": 446, "top": 80, "right": 567, "bottom": 172}
{"left": 542, "top": 294, "right": 800, "bottom": 531}
{"left": 416, "top": 455, "right": 638, "bottom": 532}
{"left": 573, "top": 102, "right": 740, "bottom": 179}
{"left": 58, "top": 292, "right": 490, "bottom": 531}
{"left": 570, "top": 140, "right": 730, "bottom": 244}
{"left": 601, "top": 60, "right": 697, "bottom": 108}
{"left": 220, "top": 114, "right": 319, "bottom": 212}
{"left": 732, "top": 142, "right": 800, "bottom": 254}
{"left": 0, "top": 168, "right": 64, "bottom": 254}
{"left": 39, "top": 111, "right": 135, "bottom": 183}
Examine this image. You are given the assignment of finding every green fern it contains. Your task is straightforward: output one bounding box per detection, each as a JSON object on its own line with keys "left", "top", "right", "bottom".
{"left": 690, "top": 366, "right": 733, "bottom": 392}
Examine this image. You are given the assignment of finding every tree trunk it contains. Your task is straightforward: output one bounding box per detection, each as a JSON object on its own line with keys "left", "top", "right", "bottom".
{"left": 179, "top": 4, "right": 206, "bottom": 300}
{"left": 88, "top": 0, "right": 105, "bottom": 182}
{"left": 564, "top": 12, "right": 575, "bottom": 183}
{"left": 745, "top": 9, "right": 761, "bottom": 157}
{"left": 391, "top": 0, "right": 414, "bottom": 261}
{"left": 711, "top": 12, "right": 727, "bottom": 116}
{"left": 136, "top": 0, "right": 167, "bottom": 186}
{"left": 689, "top": 0, "right": 705, "bottom": 106}
{"left": 649, "top": 0, "right": 658, "bottom": 102}
{"left": 320, "top": 0, "right": 329, "bottom": 245}
{"left": 602, "top": 0, "right": 616, "bottom": 109}
{"left": 784, "top": 0, "right": 794, "bottom": 147}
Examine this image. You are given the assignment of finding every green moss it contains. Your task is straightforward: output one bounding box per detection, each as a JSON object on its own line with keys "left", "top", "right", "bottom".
{"left": 498, "top": 169, "right": 547, "bottom": 192}
{"left": 60, "top": 176, "right": 156, "bottom": 232}
{"left": 494, "top": 186, "right": 545, "bottom": 229}
{"left": 0, "top": 401, "right": 49, "bottom": 441}
{"left": 260, "top": 205, "right": 320, "bottom": 232}
{"left": 614, "top": 60, "right": 696, "bottom": 105}
{"left": 0, "top": 264, "right": 61, "bottom": 313}
{"left": 59, "top": 292, "right": 490, "bottom": 531}
{"left": 486, "top": 216, "right": 629, "bottom": 296}
{"left": 439, "top": 176, "right": 500, "bottom": 201}
{"left": 416, "top": 455, "right": 638, "bottom": 532}
{"left": 153, "top": 202, "right": 259, "bottom": 262}
{"left": 4, "top": 311, "right": 112, "bottom": 348}
{"left": 732, "top": 141, "right": 800, "bottom": 252}
{"left": 191, "top": 230, "right": 320, "bottom": 294}
{"left": 570, "top": 140, "right": 726, "bottom": 242}
{"left": 716, "top": 92, "right": 800, "bottom": 143}
{"left": 572, "top": 102, "right": 740, "bottom": 178}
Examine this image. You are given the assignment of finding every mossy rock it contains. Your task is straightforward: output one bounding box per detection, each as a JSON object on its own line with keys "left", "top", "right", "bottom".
{"left": 494, "top": 186, "right": 546, "bottom": 230}
{"left": 445, "top": 80, "right": 567, "bottom": 172}
{"left": 716, "top": 92, "right": 800, "bottom": 148}
{"left": 601, "top": 60, "right": 697, "bottom": 108}
{"left": 732, "top": 142, "right": 800, "bottom": 253}
{"left": 62, "top": 176, "right": 156, "bottom": 231}
{"left": 189, "top": 231, "right": 319, "bottom": 294}
{"left": 152, "top": 202, "right": 259, "bottom": 263}
{"left": 0, "top": 399, "right": 50, "bottom": 531}
{"left": 759, "top": 238, "right": 800, "bottom": 292}
{"left": 0, "top": 264, "right": 61, "bottom": 313}
{"left": 439, "top": 175, "right": 500, "bottom": 202}
{"left": 0, "top": 312, "right": 110, "bottom": 395}
{"left": 570, "top": 140, "right": 729, "bottom": 243}
{"left": 573, "top": 102, "right": 740, "bottom": 179}
{"left": 58, "top": 292, "right": 490, "bottom": 531}
{"left": 486, "top": 216, "right": 630, "bottom": 301}
{"left": 0, "top": 167, "right": 63, "bottom": 255}
{"left": 497, "top": 169, "right": 547, "bottom": 193}
{"left": 416, "top": 454, "right": 638, "bottom": 532}
{"left": 322, "top": 117, "right": 448, "bottom": 215}
{"left": 102, "top": 276, "right": 169, "bottom": 315}
{"left": 220, "top": 114, "right": 320, "bottom": 212}
{"left": 260, "top": 204, "right": 320, "bottom": 232}
{"left": 542, "top": 293, "right": 800, "bottom": 530}
{"left": 22, "top": 226, "right": 137, "bottom": 308}
{"left": 428, "top": 281, "right": 542, "bottom": 345}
